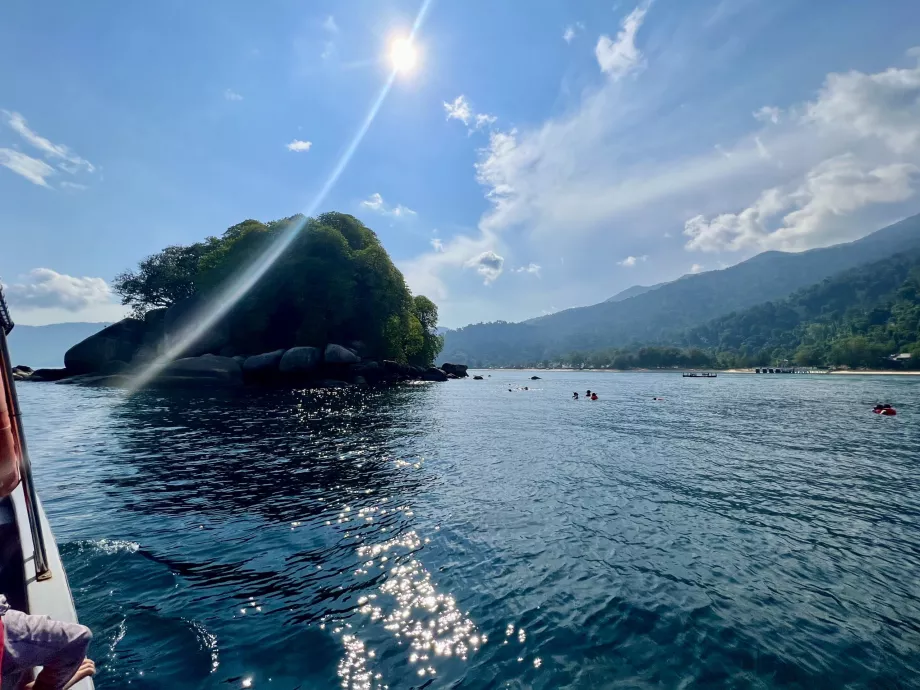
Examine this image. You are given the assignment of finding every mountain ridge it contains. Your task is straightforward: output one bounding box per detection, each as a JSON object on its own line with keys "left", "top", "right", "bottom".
{"left": 440, "top": 213, "right": 920, "bottom": 366}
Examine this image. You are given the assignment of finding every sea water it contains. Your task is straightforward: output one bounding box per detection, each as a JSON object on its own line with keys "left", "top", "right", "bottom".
{"left": 17, "top": 372, "right": 920, "bottom": 688}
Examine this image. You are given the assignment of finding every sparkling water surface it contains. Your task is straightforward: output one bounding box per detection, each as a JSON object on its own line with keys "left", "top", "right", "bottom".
{"left": 16, "top": 372, "right": 920, "bottom": 689}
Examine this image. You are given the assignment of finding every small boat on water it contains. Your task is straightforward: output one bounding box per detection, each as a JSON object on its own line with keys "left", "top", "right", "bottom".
{"left": 682, "top": 372, "right": 718, "bottom": 378}
{"left": 0, "top": 286, "right": 94, "bottom": 689}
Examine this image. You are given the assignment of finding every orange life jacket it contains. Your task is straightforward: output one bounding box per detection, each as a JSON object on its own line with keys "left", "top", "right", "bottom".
{"left": 0, "top": 349, "right": 22, "bottom": 497}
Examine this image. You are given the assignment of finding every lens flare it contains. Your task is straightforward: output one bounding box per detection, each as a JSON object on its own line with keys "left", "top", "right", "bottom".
{"left": 126, "top": 0, "right": 436, "bottom": 393}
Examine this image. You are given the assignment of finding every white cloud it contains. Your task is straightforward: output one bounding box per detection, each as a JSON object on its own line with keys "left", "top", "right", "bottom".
{"left": 513, "top": 263, "right": 542, "bottom": 276}
{"left": 430, "top": 238, "right": 444, "bottom": 252}
{"left": 684, "top": 154, "right": 919, "bottom": 252}
{"left": 753, "top": 106, "right": 781, "bottom": 124}
{"left": 360, "top": 192, "right": 417, "bottom": 218}
{"left": 3, "top": 269, "right": 113, "bottom": 312}
{"left": 286, "top": 139, "right": 312, "bottom": 152}
{"left": 444, "top": 95, "right": 473, "bottom": 125}
{"left": 754, "top": 136, "right": 770, "bottom": 159}
{"left": 361, "top": 192, "right": 385, "bottom": 211}
{"left": 690, "top": 263, "right": 704, "bottom": 274}
{"left": 617, "top": 255, "right": 647, "bottom": 267}
{"left": 323, "top": 15, "right": 339, "bottom": 34}
{"left": 444, "top": 95, "right": 496, "bottom": 131}
{"left": 563, "top": 22, "right": 585, "bottom": 44}
{"left": 475, "top": 113, "right": 497, "bottom": 130}
{"left": 595, "top": 6, "right": 647, "bottom": 79}
{"left": 401, "top": 231, "right": 500, "bottom": 301}
{"left": 805, "top": 51, "right": 920, "bottom": 154}
{"left": 224, "top": 89, "right": 244, "bottom": 101}
{"left": 59, "top": 181, "right": 88, "bottom": 191}
{"left": 465, "top": 250, "right": 504, "bottom": 284}
{"left": 321, "top": 42, "right": 335, "bottom": 60}
{"left": 3, "top": 111, "right": 94, "bottom": 174}
{"left": 0, "top": 149, "right": 55, "bottom": 187}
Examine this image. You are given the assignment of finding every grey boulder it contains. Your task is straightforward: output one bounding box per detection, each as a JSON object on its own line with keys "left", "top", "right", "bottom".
{"left": 153, "top": 354, "right": 242, "bottom": 387}
{"left": 64, "top": 318, "right": 146, "bottom": 374}
{"left": 243, "top": 349, "right": 286, "bottom": 374}
{"left": 324, "top": 344, "right": 360, "bottom": 365}
{"left": 279, "top": 347, "right": 322, "bottom": 374}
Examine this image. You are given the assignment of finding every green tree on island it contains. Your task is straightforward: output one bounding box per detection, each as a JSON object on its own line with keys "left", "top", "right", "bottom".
{"left": 113, "top": 212, "right": 443, "bottom": 366}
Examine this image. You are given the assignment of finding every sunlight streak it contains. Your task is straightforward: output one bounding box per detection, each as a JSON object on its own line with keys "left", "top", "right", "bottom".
{"left": 126, "top": 0, "right": 436, "bottom": 393}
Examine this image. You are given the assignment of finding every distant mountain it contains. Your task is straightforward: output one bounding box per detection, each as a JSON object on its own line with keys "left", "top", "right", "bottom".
{"left": 440, "top": 213, "right": 920, "bottom": 366}
{"left": 7, "top": 322, "right": 109, "bottom": 368}
{"left": 605, "top": 282, "right": 666, "bottom": 303}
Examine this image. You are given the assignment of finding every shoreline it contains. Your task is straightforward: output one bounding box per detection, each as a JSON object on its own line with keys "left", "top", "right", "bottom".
{"left": 477, "top": 367, "right": 920, "bottom": 376}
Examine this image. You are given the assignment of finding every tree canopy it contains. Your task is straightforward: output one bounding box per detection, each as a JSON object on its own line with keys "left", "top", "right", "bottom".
{"left": 113, "top": 212, "right": 443, "bottom": 366}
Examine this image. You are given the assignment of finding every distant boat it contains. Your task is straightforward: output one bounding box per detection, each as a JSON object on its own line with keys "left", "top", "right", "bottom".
{"left": 682, "top": 372, "right": 717, "bottom": 378}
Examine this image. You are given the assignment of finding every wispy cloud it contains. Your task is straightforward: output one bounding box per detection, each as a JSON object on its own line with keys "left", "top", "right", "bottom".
{"left": 563, "top": 21, "right": 585, "bottom": 43}
{"left": 59, "top": 181, "right": 88, "bottom": 191}
{"left": 617, "top": 255, "right": 648, "bottom": 267}
{"left": 0, "top": 149, "right": 55, "bottom": 187}
{"left": 595, "top": 5, "right": 648, "bottom": 79}
{"left": 322, "top": 15, "right": 338, "bottom": 34}
{"left": 286, "top": 139, "right": 312, "bottom": 152}
{"left": 754, "top": 105, "right": 781, "bottom": 124}
{"left": 3, "top": 268, "right": 112, "bottom": 311}
{"left": 224, "top": 89, "right": 244, "bottom": 102}
{"left": 431, "top": 238, "right": 444, "bottom": 252}
{"left": 3, "top": 111, "right": 94, "bottom": 174}
{"left": 444, "top": 95, "right": 472, "bottom": 125}
{"left": 444, "top": 95, "right": 496, "bottom": 131}
{"left": 361, "top": 192, "right": 417, "bottom": 218}
{"left": 690, "top": 263, "right": 704, "bottom": 274}
{"left": 513, "top": 263, "right": 542, "bottom": 276}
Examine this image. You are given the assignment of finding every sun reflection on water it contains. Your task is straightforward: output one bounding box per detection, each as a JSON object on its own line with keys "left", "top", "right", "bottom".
{"left": 331, "top": 489, "right": 483, "bottom": 689}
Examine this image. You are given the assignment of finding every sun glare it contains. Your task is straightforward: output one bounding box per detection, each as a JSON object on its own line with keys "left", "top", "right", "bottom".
{"left": 390, "top": 37, "right": 418, "bottom": 73}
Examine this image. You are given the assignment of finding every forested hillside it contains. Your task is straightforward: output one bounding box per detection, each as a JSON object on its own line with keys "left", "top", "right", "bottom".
{"left": 440, "top": 214, "right": 920, "bottom": 366}
{"left": 114, "top": 212, "right": 443, "bottom": 365}
{"left": 680, "top": 250, "right": 920, "bottom": 368}
{"left": 541, "top": 249, "right": 920, "bottom": 370}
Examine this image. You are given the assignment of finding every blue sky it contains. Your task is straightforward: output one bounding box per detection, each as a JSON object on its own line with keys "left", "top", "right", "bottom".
{"left": 2, "top": 0, "right": 920, "bottom": 327}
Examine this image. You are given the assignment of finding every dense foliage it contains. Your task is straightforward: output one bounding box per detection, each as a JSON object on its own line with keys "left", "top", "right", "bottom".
{"left": 510, "top": 250, "right": 920, "bottom": 371}
{"left": 679, "top": 250, "right": 920, "bottom": 369}
{"left": 439, "top": 214, "right": 920, "bottom": 366}
{"left": 113, "top": 213, "right": 443, "bottom": 365}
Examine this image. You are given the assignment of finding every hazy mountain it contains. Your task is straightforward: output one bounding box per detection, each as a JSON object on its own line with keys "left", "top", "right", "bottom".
{"left": 440, "top": 213, "right": 920, "bottom": 366}
{"left": 7, "top": 322, "right": 109, "bottom": 368}
{"left": 605, "top": 282, "right": 666, "bottom": 303}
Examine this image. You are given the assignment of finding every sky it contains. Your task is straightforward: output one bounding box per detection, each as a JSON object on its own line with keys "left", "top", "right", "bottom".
{"left": 2, "top": 0, "right": 920, "bottom": 328}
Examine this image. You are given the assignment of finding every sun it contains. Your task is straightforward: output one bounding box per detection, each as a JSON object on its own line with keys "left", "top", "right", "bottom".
{"left": 389, "top": 37, "right": 418, "bottom": 74}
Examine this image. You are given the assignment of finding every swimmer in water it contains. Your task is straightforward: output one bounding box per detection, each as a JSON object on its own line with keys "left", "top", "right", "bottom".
{"left": 573, "top": 392, "right": 579, "bottom": 400}
{"left": 591, "top": 393, "right": 598, "bottom": 401}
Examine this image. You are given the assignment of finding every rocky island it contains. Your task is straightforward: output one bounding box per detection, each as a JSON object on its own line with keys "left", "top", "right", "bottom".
{"left": 16, "top": 212, "right": 468, "bottom": 388}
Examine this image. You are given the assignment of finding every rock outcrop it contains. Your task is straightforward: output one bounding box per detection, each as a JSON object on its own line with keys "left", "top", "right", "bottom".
{"left": 29, "top": 368, "right": 71, "bottom": 382}
{"left": 64, "top": 318, "right": 146, "bottom": 374}
{"left": 243, "top": 349, "right": 286, "bottom": 374}
{"left": 279, "top": 347, "right": 322, "bottom": 375}
{"left": 422, "top": 367, "right": 448, "bottom": 382}
{"left": 30, "top": 313, "right": 451, "bottom": 391}
{"left": 324, "top": 344, "right": 360, "bottom": 365}
{"left": 441, "top": 363, "right": 468, "bottom": 378}
{"left": 154, "top": 354, "right": 243, "bottom": 387}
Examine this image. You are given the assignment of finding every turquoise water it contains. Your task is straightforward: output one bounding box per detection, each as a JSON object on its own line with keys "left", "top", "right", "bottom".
{"left": 16, "top": 373, "right": 920, "bottom": 688}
